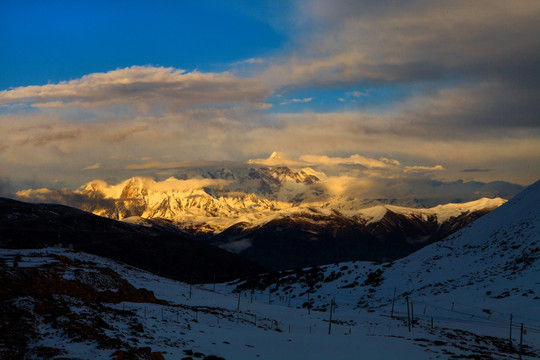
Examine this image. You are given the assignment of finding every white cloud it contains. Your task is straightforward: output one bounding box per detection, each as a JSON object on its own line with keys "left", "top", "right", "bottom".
{"left": 0, "top": 66, "right": 270, "bottom": 112}
{"left": 280, "top": 97, "right": 313, "bottom": 105}
{"left": 352, "top": 91, "right": 369, "bottom": 98}
{"left": 380, "top": 157, "right": 401, "bottom": 166}
{"left": 234, "top": 57, "right": 264, "bottom": 65}
{"left": 299, "top": 154, "right": 395, "bottom": 169}
{"left": 404, "top": 165, "right": 445, "bottom": 173}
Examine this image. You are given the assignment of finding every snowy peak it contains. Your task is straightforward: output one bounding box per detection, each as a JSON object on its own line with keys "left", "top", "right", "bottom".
{"left": 73, "top": 176, "right": 288, "bottom": 233}
{"left": 119, "top": 177, "right": 150, "bottom": 199}
{"left": 269, "top": 151, "right": 281, "bottom": 160}
{"left": 247, "top": 151, "right": 286, "bottom": 165}
{"left": 248, "top": 166, "right": 320, "bottom": 186}
{"left": 358, "top": 197, "right": 506, "bottom": 224}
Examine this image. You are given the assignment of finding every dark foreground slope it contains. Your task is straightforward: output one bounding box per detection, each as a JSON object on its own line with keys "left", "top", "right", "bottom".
{"left": 211, "top": 206, "right": 496, "bottom": 271}
{"left": 0, "top": 197, "right": 264, "bottom": 283}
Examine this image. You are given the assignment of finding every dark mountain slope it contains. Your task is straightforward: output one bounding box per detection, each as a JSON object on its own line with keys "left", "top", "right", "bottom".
{"left": 0, "top": 197, "right": 264, "bottom": 283}
{"left": 211, "top": 207, "right": 497, "bottom": 271}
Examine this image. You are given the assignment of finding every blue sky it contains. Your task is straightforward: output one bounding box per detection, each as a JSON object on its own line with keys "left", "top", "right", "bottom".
{"left": 0, "top": 0, "right": 286, "bottom": 88}
{"left": 0, "top": 0, "right": 539, "bottom": 197}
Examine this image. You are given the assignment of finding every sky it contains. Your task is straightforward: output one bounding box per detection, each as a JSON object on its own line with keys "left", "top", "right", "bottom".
{"left": 0, "top": 0, "right": 539, "bottom": 199}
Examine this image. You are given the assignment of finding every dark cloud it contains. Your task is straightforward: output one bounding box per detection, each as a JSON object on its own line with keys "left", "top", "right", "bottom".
{"left": 20, "top": 129, "right": 81, "bottom": 146}
{"left": 462, "top": 168, "right": 491, "bottom": 173}
{"left": 267, "top": 0, "right": 540, "bottom": 136}
{"left": 364, "top": 178, "right": 525, "bottom": 207}
{"left": 101, "top": 125, "right": 149, "bottom": 143}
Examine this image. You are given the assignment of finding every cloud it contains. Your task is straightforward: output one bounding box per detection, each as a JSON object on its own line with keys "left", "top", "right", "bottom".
{"left": 1, "top": 2, "right": 538, "bottom": 190}
{"left": 20, "top": 129, "right": 81, "bottom": 146}
{"left": 125, "top": 160, "right": 242, "bottom": 170}
{"left": 15, "top": 187, "right": 119, "bottom": 211}
{"left": 0, "top": 66, "right": 271, "bottom": 113}
{"left": 280, "top": 97, "right": 313, "bottom": 105}
{"left": 101, "top": 125, "right": 149, "bottom": 143}
{"left": 352, "top": 91, "right": 369, "bottom": 98}
{"left": 260, "top": 0, "right": 540, "bottom": 141}
{"left": 462, "top": 168, "right": 491, "bottom": 173}
{"left": 246, "top": 152, "right": 399, "bottom": 171}
{"left": 380, "top": 157, "right": 400, "bottom": 166}
{"left": 393, "top": 82, "right": 540, "bottom": 133}
{"left": 234, "top": 57, "right": 264, "bottom": 65}
{"left": 266, "top": 1, "right": 540, "bottom": 87}
{"left": 125, "top": 161, "right": 200, "bottom": 170}
{"left": 299, "top": 154, "right": 393, "bottom": 169}
{"left": 82, "top": 163, "right": 101, "bottom": 171}
{"left": 404, "top": 165, "right": 445, "bottom": 173}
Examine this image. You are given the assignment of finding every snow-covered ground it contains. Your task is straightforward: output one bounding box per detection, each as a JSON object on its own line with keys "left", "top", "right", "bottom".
{"left": 2, "top": 245, "right": 538, "bottom": 359}
{"left": 2, "top": 181, "right": 539, "bottom": 359}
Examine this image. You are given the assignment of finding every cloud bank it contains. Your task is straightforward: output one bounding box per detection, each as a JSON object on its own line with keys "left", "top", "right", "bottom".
{"left": 0, "top": 1, "right": 539, "bottom": 193}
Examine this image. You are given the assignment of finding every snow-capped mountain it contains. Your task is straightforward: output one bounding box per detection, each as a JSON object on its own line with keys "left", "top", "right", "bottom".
{"left": 74, "top": 175, "right": 505, "bottom": 268}
{"left": 60, "top": 174, "right": 505, "bottom": 234}
{"left": 73, "top": 176, "right": 291, "bottom": 234}
{"left": 14, "top": 171, "right": 508, "bottom": 269}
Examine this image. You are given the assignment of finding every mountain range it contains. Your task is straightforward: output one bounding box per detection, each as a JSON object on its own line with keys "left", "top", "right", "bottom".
{"left": 14, "top": 167, "right": 510, "bottom": 270}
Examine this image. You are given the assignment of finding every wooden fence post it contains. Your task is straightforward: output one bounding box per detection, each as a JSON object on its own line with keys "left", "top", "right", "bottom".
{"left": 391, "top": 288, "right": 396, "bottom": 318}
{"left": 519, "top": 323, "right": 523, "bottom": 359}
{"left": 406, "top": 297, "right": 411, "bottom": 332}
{"left": 328, "top": 299, "right": 334, "bottom": 335}
{"left": 411, "top": 299, "right": 414, "bottom": 328}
